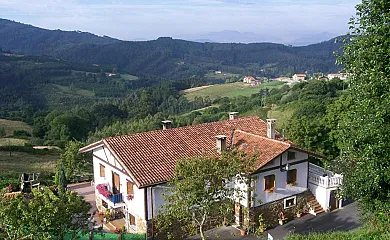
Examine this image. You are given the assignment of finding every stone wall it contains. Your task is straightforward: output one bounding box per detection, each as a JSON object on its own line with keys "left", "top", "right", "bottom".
{"left": 250, "top": 192, "right": 308, "bottom": 231}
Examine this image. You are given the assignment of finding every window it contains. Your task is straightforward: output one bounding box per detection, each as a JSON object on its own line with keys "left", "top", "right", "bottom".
{"left": 264, "top": 174, "right": 275, "bottom": 191}
{"left": 284, "top": 196, "right": 296, "bottom": 209}
{"left": 99, "top": 164, "right": 105, "bottom": 177}
{"left": 129, "top": 213, "right": 136, "bottom": 226}
{"left": 127, "top": 181, "right": 134, "bottom": 195}
{"left": 287, "top": 169, "right": 297, "bottom": 185}
{"left": 287, "top": 151, "right": 296, "bottom": 161}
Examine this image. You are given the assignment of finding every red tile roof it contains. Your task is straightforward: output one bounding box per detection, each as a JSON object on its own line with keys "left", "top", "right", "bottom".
{"left": 80, "top": 116, "right": 315, "bottom": 188}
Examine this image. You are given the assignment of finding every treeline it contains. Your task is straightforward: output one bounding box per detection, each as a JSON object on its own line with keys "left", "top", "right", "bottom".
{"left": 88, "top": 78, "right": 348, "bottom": 165}
{"left": 0, "top": 19, "right": 342, "bottom": 79}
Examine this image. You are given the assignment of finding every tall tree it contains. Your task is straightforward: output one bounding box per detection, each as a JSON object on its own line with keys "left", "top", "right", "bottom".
{"left": 156, "top": 150, "right": 256, "bottom": 240}
{"left": 337, "top": 0, "right": 390, "bottom": 231}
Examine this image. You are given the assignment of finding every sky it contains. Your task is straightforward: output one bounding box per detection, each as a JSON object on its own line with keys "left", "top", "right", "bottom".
{"left": 0, "top": 0, "right": 361, "bottom": 43}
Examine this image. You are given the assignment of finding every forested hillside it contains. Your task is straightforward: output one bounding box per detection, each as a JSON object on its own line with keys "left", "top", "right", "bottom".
{"left": 0, "top": 19, "right": 342, "bottom": 79}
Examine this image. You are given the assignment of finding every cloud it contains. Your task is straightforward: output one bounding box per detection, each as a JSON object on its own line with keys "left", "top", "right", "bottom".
{"left": 0, "top": 0, "right": 360, "bottom": 42}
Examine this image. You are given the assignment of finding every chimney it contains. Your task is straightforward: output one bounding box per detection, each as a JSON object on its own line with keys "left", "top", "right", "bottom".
{"left": 162, "top": 120, "right": 172, "bottom": 130}
{"left": 266, "top": 119, "right": 276, "bottom": 139}
{"left": 229, "top": 112, "right": 239, "bottom": 120}
{"left": 215, "top": 135, "right": 227, "bottom": 153}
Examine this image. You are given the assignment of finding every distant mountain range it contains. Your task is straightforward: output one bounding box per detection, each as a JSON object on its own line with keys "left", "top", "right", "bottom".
{"left": 175, "top": 30, "right": 337, "bottom": 46}
{"left": 0, "top": 19, "right": 343, "bottom": 79}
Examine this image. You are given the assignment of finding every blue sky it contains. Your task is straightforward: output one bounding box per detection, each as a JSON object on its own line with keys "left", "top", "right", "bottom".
{"left": 0, "top": 0, "right": 361, "bottom": 43}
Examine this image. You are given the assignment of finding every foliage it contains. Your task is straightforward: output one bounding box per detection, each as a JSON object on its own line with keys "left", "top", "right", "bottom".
{"left": 336, "top": 0, "right": 390, "bottom": 231}
{"left": 0, "top": 187, "right": 91, "bottom": 240}
{"left": 156, "top": 150, "right": 256, "bottom": 240}
{"left": 59, "top": 141, "right": 91, "bottom": 181}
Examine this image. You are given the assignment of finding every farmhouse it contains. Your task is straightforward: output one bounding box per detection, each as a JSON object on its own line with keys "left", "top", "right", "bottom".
{"left": 79, "top": 114, "right": 343, "bottom": 235}
{"left": 327, "top": 73, "right": 348, "bottom": 80}
{"left": 292, "top": 74, "right": 306, "bottom": 81}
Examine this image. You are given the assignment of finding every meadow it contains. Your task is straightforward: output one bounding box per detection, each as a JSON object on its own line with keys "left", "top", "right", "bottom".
{"left": 184, "top": 81, "right": 285, "bottom": 100}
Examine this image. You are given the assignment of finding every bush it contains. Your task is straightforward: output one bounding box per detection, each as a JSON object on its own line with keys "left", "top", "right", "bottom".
{"left": 12, "top": 130, "right": 31, "bottom": 138}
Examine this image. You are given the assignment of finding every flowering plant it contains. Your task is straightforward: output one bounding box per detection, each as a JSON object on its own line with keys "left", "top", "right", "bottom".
{"left": 6, "top": 184, "right": 13, "bottom": 193}
{"left": 96, "top": 183, "right": 112, "bottom": 198}
{"left": 126, "top": 194, "right": 134, "bottom": 201}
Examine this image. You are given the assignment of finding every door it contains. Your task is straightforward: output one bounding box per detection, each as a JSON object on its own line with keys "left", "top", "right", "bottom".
{"left": 329, "top": 190, "right": 338, "bottom": 211}
{"left": 112, "top": 172, "right": 120, "bottom": 194}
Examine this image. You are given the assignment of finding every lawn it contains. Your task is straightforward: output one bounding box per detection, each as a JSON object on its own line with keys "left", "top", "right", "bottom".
{"left": 184, "top": 81, "right": 285, "bottom": 100}
{"left": 0, "top": 119, "right": 32, "bottom": 137}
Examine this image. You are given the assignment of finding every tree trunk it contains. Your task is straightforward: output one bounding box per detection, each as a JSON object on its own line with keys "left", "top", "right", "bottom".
{"left": 199, "top": 212, "right": 207, "bottom": 240}
{"left": 199, "top": 225, "right": 205, "bottom": 240}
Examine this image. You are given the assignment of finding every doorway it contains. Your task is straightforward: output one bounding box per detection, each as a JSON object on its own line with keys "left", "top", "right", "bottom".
{"left": 112, "top": 172, "right": 120, "bottom": 194}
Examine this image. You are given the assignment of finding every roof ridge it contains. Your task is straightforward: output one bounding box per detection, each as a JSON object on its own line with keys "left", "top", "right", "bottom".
{"left": 234, "top": 129, "right": 291, "bottom": 147}
{"left": 105, "top": 116, "right": 262, "bottom": 140}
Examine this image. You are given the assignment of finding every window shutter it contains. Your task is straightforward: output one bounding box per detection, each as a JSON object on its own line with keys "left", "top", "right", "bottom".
{"left": 127, "top": 181, "right": 134, "bottom": 195}
{"left": 100, "top": 165, "right": 105, "bottom": 177}
{"left": 130, "top": 214, "right": 136, "bottom": 225}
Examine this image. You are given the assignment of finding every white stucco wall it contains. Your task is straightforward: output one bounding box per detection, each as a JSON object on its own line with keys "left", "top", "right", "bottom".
{"left": 92, "top": 147, "right": 146, "bottom": 222}
{"left": 252, "top": 150, "right": 309, "bottom": 207}
{"left": 308, "top": 182, "right": 328, "bottom": 210}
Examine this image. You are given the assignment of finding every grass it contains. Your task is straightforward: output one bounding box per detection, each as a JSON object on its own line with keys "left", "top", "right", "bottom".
{"left": 184, "top": 81, "right": 285, "bottom": 100}
{"left": 0, "top": 149, "right": 60, "bottom": 188}
{"left": 0, "top": 119, "right": 32, "bottom": 136}
{"left": 120, "top": 74, "right": 139, "bottom": 81}
{"left": 0, "top": 150, "right": 59, "bottom": 173}
{"left": 0, "top": 138, "right": 30, "bottom": 146}
{"left": 204, "top": 72, "right": 240, "bottom": 80}
{"left": 267, "top": 102, "right": 298, "bottom": 130}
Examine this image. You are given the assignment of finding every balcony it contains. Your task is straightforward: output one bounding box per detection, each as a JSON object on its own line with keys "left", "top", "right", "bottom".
{"left": 96, "top": 183, "right": 124, "bottom": 205}
{"left": 108, "top": 193, "right": 123, "bottom": 204}
{"left": 309, "top": 163, "right": 343, "bottom": 188}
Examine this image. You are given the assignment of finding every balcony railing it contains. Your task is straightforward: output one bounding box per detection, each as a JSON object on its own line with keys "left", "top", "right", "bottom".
{"left": 308, "top": 163, "right": 343, "bottom": 188}
{"left": 108, "top": 193, "right": 123, "bottom": 204}
{"left": 309, "top": 172, "right": 343, "bottom": 188}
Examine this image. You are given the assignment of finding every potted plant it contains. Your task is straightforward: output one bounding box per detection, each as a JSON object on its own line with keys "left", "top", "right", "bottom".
{"left": 239, "top": 226, "right": 247, "bottom": 236}
{"left": 278, "top": 211, "right": 286, "bottom": 225}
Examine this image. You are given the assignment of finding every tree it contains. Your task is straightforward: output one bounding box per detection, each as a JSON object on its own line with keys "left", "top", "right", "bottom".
{"left": 60, "top": 141, "right": 90, "bottom": 181}
{"left": 0, "top": 187, "right": 91, "bottom": 240}
{"left": 337, "top": 0, "right": 390, "bottom": 231}
{"left": 157, "top": 150, "right": 256, "bottom": 240}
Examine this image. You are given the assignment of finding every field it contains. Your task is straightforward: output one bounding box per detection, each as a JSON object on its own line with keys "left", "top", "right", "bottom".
{"left": 204, "top": 72, "right": 240, "bottom": 80}
{"left": 0, "top": 119, "right": 32, "bottom": 136}
{"left": 120, "top": 74, "right": 139, "bottom": 81}
{"left": 39, "top": 84, "right": 97, "bottom": 110}
{"left": 0, "top": 138, "right": 29, "bottom": 146}
{"left": 267, "top": 103, "right": 298, "bottom": 130}
{"left": 0, "top": 150, "right": 59, "bottom": 173}
{"left": 0, "top": 149, "right": 60, "bottom": 188}
{"left": 184, "top": 81, "right": 285, "bottom": 100}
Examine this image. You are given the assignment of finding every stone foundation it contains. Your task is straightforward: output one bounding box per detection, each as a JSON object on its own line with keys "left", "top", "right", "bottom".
{"left": 250, "top": 192, "right": 308, "bottom": 230}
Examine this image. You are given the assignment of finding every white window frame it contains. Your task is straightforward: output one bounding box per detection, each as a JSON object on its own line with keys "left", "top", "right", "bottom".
{"left": 283, "top": 196, "right": 297, "bottom": 209}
